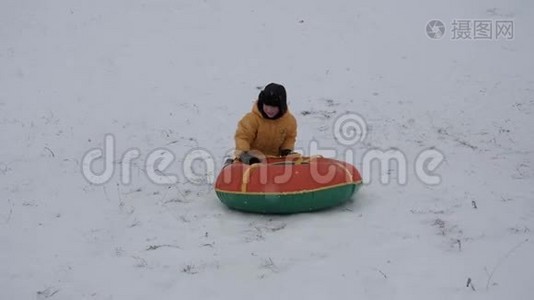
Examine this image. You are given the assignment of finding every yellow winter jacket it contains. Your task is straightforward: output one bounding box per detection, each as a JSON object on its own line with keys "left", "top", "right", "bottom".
{"left": 234, "top": 101, "right": 297, "bottom": 156}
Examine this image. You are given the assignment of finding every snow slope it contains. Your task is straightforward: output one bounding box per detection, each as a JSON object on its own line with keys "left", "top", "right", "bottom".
{"left": 1, "top": 0, "right": 533, "bottom": 299}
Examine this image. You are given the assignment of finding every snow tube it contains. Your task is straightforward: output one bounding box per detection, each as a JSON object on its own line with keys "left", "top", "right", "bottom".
{"left": 215, "top": 155, "right": 362, "bottom": 214}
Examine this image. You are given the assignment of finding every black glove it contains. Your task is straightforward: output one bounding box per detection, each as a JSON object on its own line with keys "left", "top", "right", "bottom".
{"left": 239, "top": 152, "right": 261, "bottom": 165}
{"left": 223, "top": 158, "right": 235, "bottom": 167}
{"left": 280, "top": 149, "right": 293, "bottom": 157}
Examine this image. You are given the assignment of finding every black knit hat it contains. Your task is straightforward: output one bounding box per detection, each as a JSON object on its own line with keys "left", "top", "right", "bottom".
{"left": 257, "top": 83, "right": 287, "bottom": 119}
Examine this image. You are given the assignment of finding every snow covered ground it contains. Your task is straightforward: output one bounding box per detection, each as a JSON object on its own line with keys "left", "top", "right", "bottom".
{"left": 1, "top": 0, "right": 533, "bottom": 299}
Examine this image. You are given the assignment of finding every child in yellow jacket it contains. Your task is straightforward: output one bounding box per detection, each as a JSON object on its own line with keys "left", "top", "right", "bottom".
{"left": 234, "top": 83, "right": 297, "bottom": 164}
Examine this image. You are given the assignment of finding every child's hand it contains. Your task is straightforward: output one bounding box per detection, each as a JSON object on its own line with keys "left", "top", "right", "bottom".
{"left": 239, "top": 152, "right": 261, "bottom": 165}
{"left": 280, "top": 149, "right": 293, "bottom": 157}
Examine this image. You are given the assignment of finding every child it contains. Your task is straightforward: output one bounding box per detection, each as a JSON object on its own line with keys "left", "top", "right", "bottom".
{"left": 233, "top": 83, "right": 297, "bottom": 165}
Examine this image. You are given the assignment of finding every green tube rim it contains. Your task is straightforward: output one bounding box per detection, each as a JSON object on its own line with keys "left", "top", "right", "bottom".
{"left": 216, "top": 183, "right": 361, "bottom": 214}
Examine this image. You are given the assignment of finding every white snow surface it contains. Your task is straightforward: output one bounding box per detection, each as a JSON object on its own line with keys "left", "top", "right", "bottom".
{"left": 1, "top": 0, "right": 534, "bottom": 299}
